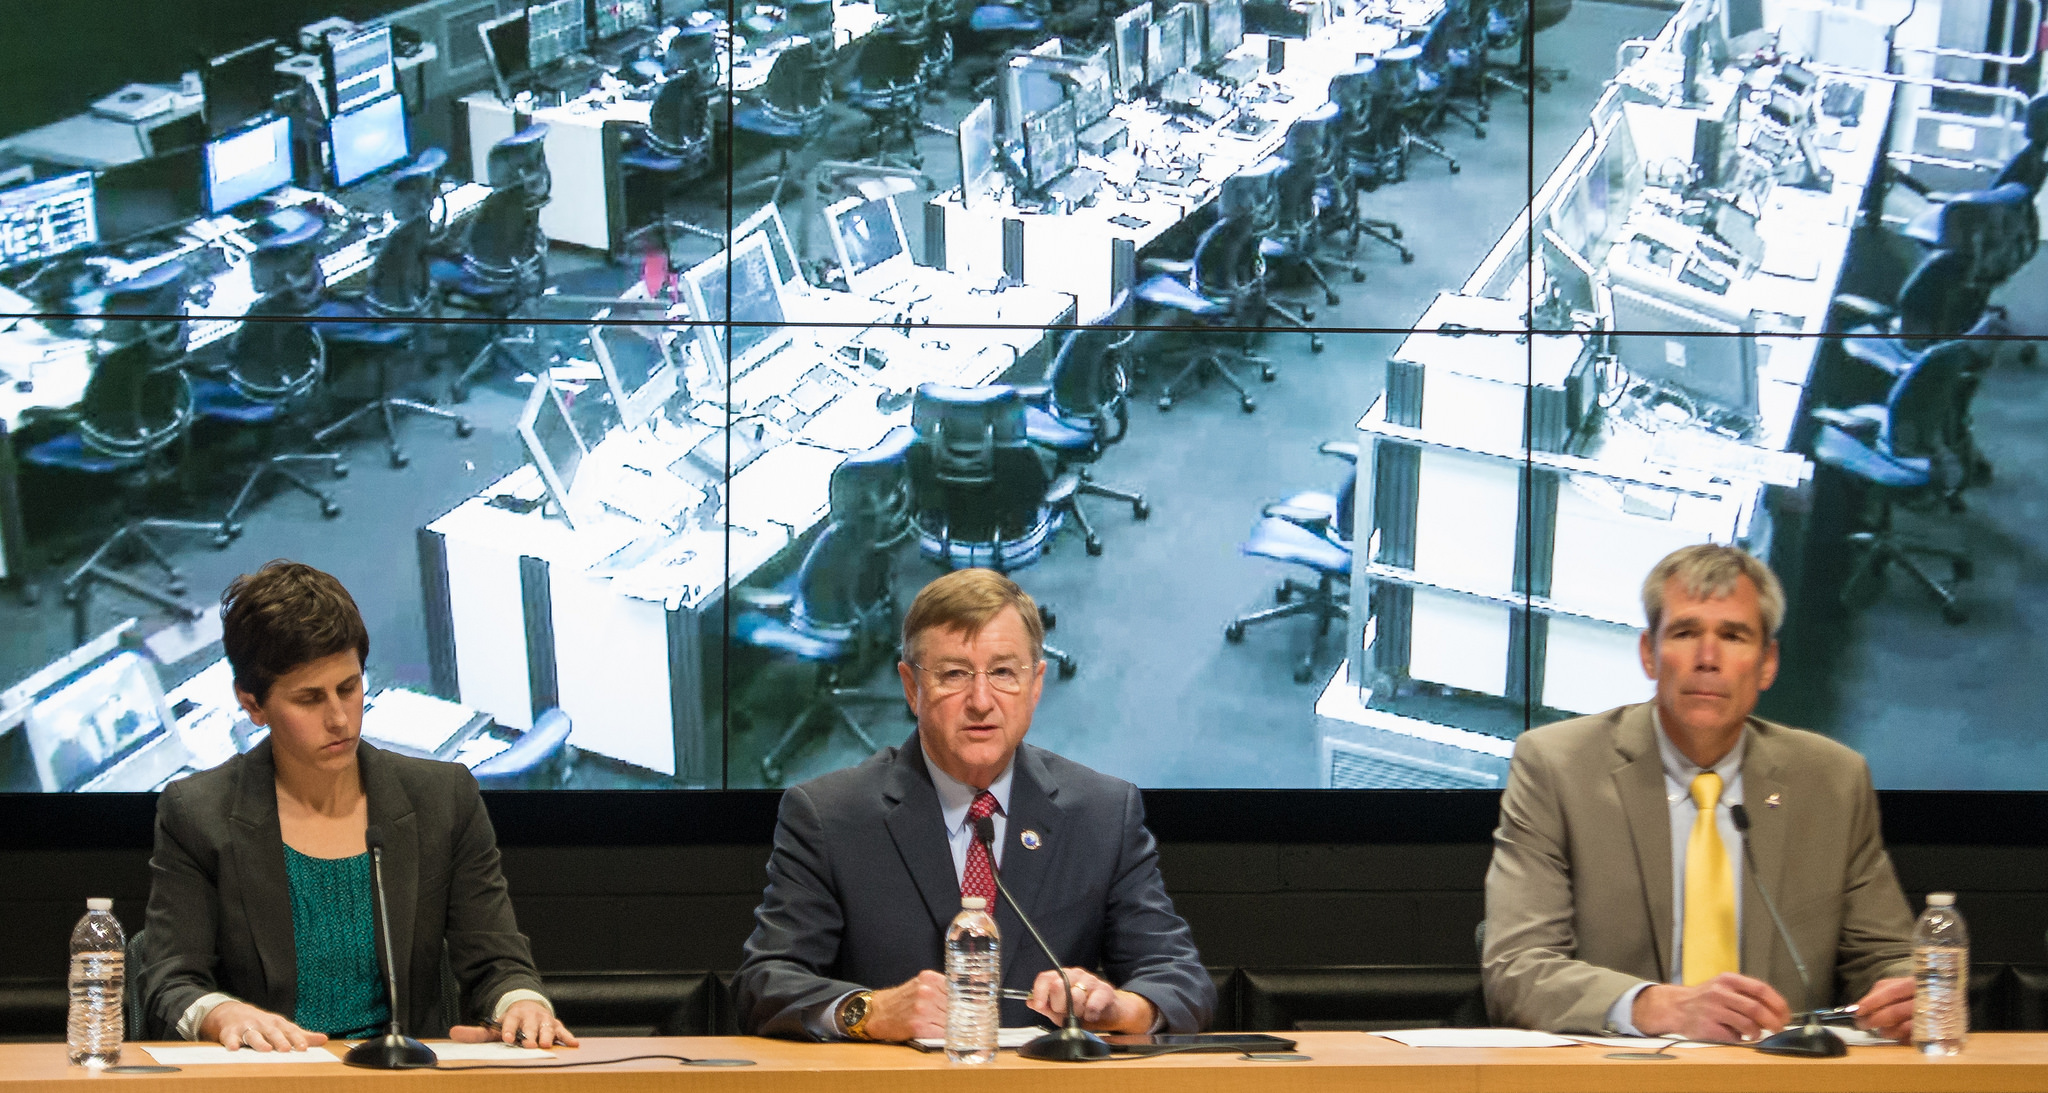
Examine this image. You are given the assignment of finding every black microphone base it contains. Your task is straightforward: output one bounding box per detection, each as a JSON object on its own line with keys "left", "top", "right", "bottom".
{"left": 1755, "top": 1021, "right": 1847, "bottom": 1058}
{"left": 1018, "top": 1026, "right": 1113, "bottom": 1062}
{"left": 344, "top": 1033, "right": 439, "bottom": 1069}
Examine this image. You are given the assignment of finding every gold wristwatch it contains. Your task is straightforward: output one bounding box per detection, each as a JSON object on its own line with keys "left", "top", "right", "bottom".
{"left": 836, "top": 990, "right": 875, "bottom": 1040}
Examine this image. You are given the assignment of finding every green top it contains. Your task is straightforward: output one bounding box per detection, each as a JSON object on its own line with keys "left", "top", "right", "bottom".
{"left": 282, "top": 845, "right": 391, "bottom": 1039}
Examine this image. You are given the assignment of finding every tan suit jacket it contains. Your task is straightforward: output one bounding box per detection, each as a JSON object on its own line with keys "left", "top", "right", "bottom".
{"left": 1482, "top": 703, "right": 1914, "bottom": 1033}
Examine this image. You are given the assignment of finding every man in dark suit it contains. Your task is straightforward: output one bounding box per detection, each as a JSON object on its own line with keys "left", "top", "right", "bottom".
{"left": 1483, "top": 545, "right": 1916, "bottom": 1043}
{"left": 734, "top": 569, "right": 1214, "bottom": 1041}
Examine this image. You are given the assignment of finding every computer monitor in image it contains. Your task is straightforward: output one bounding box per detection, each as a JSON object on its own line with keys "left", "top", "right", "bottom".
{"left": 1024, "top": 99, "right": 1079, "bottom": 192}
{"left": 591, "top": 308, "right": 681, "bottom": 429}
{"left": 1204, "top": 0, "right": 1244, "bottom": 62}
{"left": 0, "top": 172, "right": 98, "bottom": 273}
{"left": 203, "top": 115, "right": 293, "bottom": 215}
{"left": 826, "top": 193, "right": 911, "bottom": 295}
{"left": 517, "top": 373, "right": 598, "bottom": 527}
{"left": 329, "top": 93, "right": 410, "bottom": 188}
{"left": 958, "top": 99, "right": 1000, "bottom": 209}
{"left": 594, "top": 0, "right": 656, "bottom": 39}
{"left": 1538, "top": 228, "right": 1597, "bottom": 318}
{"left": 94, "top": 149, "right": 204, "bottom": 244}
{"left": 15, "top": 642, "right": 177, "bottom": 793}
{"left": 1111, "top": 5, "right": 1153, "bottom": 100}
{"left": 480, "top": 12, "right": 532, "bottom": 99}
{"left": 1608, "top": 281, "right": 1759, "bottom": 423}
{"left": 734, "top": 202, "right": 805, "bottom": 294}
{"left": 528, "top": 0, "right": 589, "bottom": 67}
{"left": 203, "top": 39, "right": 283, "bottom": 138}
{"left": 681, "top": 233, "right": 793, "bottom": 378}
{"left": 326, "top": 25, "right": 398, "bottom": 116}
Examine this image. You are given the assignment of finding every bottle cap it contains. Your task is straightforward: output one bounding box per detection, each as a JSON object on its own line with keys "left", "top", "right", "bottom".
{"left": 961, "top": 897, "right": 987, "bottom": 910}
{"left": 86, "top": 898, "right": 113, "bottom": 912}
{"left": 1926, "top": 892, "right": 1955, "bottom": 907}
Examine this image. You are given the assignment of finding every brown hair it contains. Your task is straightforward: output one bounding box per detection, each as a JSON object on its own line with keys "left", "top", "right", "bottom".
{"left": 901, "top": 569, "right": 1044, "bottom": 663}
{"left": 220, "top": 560, "right": 370, "bottom": 703}
{"left": 1641, "top": 544, "right": 1786, "bottom": 640}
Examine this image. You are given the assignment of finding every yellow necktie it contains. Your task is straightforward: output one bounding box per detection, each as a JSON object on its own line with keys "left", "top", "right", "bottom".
{"left": 1681, "top": 772, "right": 1738, "bottom": 985}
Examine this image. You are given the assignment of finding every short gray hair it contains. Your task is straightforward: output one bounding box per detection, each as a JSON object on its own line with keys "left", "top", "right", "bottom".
{"left": 1640, "top": 544, "right": 1785, "bottom": 640}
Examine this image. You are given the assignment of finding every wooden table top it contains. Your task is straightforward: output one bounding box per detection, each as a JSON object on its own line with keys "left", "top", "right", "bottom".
{"left": 6, "top": 1032, "right": 2048, "bottom": 1092}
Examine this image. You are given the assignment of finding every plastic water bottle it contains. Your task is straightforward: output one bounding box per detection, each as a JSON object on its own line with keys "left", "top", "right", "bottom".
{"left": 67, "top": 898, "right": 125, "bottom": 1068}
{"left": 1912, "top": 891, "right": 1968, "bottom": 1056}
{"left": 944, "top": 896, "right": 1000, "bottom": 1064}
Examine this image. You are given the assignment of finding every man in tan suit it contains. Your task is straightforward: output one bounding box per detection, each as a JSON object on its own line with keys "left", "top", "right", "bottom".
{"left": 1483, "top": 545, "right": 1917, "bottom": 1043}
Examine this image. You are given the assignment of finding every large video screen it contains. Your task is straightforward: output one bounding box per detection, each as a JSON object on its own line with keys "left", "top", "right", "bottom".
{"left": 0, "top": 0, "right": 2034, "bottom": 798}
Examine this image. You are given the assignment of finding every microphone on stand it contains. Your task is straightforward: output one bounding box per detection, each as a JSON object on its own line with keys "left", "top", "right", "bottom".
{"left": 973, "top": 816, "right": 1112, "bottom": 1062}
{"left": 1729, "top": 804, "right": 1845, "bottom": 1059}
{"left": 344, "top": 825, "right": 439, "bottom": 1069}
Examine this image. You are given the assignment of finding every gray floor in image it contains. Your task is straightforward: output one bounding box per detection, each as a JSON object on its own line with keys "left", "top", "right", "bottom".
{"left": 15, "top": 1, "right": 2037, "bottom": 792}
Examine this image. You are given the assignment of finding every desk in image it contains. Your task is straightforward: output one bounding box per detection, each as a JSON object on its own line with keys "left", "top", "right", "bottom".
{"left": 0, "top": 181, "right": 492, "bottom": 587}
{"left": 1316, "top": 10, "right": 1898, "bottom": 785}
{"left": 7, "top": 1032, "right": 2048, "bottom": 1091}
{"left": 421, "top": 270, "right": 1074, "bottom": 783}
{"left": 929, "top": 0, "right": 1437, "bottom": 318}
{"left": 462, "top": 1, "right": 887, "bottom": 252}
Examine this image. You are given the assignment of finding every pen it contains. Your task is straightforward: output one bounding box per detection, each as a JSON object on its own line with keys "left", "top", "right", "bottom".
{"left": 1000, "top": 989, "right": 1032, "bottom": 1001}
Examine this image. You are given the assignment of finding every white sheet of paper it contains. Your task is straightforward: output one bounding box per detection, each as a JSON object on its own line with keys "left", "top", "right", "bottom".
{"left": 419, "top": 1041, "right": 558, "bottom": 1061}
{"left": 141, "top": 1045, "right": 342, "bottom": 1065}
{"left": 1372, "top": 1028, "right": 1580, "bottom": 1048}
{"left": 913, "top": 1027, "right": 1045, "bottom": 1050}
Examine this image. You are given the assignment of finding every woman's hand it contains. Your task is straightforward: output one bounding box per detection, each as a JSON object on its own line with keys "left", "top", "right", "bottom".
{"left": 200, "top": 1000, "right": 329, "bottom": 1052}
{"left": 450, "top": 999, "right": 578, "bottom": 1048}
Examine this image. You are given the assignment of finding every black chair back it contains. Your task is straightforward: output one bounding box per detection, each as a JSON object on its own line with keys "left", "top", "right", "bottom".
{"left": 1277, "top": 109, "right": 1334, "bottom": 233}
{"left": 1885, "top": 341, "right": 1978, "bottom": 482}
{"left": 227, "top": 292, "right": 326, "bottom": 404}
{"left": 763, "top": 39, "right": 834, "bottom": 123}
{"left": 830, "top": 426, "right": 915, "bottom": 546}
{"left": 790, "top": 519, "right": 896, "bottom": 639}
{"left": 908, "top": 385, "right": 1049, "bottom": 547}
{"left": 389, "top": 147, "right": 448, "bottom": 228}
{"left": 858, "top": 32, "right": 927, "bottom": 96}
{"left": 77, "top": 338, "right": 192, "bottom": 459}
{"left": 1046, "top": 293, "right": 1134, "bottom": 438}
{"left": 365, "top": 218, "right": 436, "bottom": 318}
{"left": 99, "top": 262, "right": 190, "bottom": 361}
{"left": 667, "top": 24, "right": 720, "bottom": 82}
{"left": 249, "top": 216, "right": 326, "bottom": 310}
{"left": 464, "top": 189, "right": 545, "bottom": 289}
{"left": 486, "top": 124, "right": 553, "bottom": 209}
{"left": 648, "top": 71, "right": 716, "bottom": 154}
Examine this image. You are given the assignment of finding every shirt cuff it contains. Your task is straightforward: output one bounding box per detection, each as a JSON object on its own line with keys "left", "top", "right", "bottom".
{"left": 808, "top": 990, "right": 860, "bottom": 1041}
{"left": 1605, "top": 983, "right": 1652, "bottom": 1036}
{"left": 491, "top": 989, "right": 554, "bottom": 1023}
{"left": 177, "top": 992, "right": 240, "bottom": 1041}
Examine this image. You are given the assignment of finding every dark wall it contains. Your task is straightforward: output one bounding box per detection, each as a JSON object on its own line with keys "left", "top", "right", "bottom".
{"left": 0, "top": 0, "right": 406, "bottom": 139}
{"left": 5, "top": 838, "right": 2045, "bottom": 985}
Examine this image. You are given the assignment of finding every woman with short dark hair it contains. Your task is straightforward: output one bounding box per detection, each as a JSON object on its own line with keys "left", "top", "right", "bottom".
{"left": 136, "top": 560, "right": 574, "bottom": 1052}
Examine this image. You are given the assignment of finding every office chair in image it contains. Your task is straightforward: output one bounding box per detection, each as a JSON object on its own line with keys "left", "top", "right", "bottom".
{"left": 1327, "top": 62, "right": 1415, "bottom": 263}
{"left": 1225, "top": 441, "right": 1357, "bottom": 682}
{"left": 1134, "top": 158, "right": 1322, "bottom": 413}
{"left": 1019, "top": 293, "right": 1149, "bottom": 556}
{"left": 438, "top": 125, "right": 554, "bottom": 401}
{"left": 190, "top": 293, "right": 345, "bottom": 536}
{"left": 316, "top": 218, "right": 475, "bottom": 467}
{"left": 1267, "top": 104, "right": 1365, "bottom": 308}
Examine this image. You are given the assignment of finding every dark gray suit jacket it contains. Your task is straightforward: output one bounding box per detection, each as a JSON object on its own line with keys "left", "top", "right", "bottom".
{"left": 734, "top": 735, "right": 1215, "bottom": 1038}
{"left": 137, "top": 739, "right": 545, "bottom": 1039}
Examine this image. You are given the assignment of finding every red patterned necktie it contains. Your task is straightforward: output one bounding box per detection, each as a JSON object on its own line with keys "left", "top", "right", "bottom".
{"left": 961, "top": 791, "right": 999, "bottom": 911}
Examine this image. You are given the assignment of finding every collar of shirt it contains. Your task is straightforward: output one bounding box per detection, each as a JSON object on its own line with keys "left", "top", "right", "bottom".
{"left": 922, "top": 739, "right": 1015, "bottom": 849}
{"left": 1651, "top": 707, "right": 1748, "bottom": 805}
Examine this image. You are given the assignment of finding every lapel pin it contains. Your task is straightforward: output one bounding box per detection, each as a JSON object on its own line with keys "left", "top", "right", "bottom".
{"left": 1765, "top": 793, "right": 1781, "bottom": 809}
{"left": 1020, "top": 830, "right": 1042, "bottom": 850}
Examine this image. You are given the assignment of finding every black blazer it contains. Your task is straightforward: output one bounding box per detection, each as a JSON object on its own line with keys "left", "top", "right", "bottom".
{"left": 137, "top": 739, "right": 544, "bottom": 1039}
{"left": 734, "top": 734, "right": 1215, "bottom": 1038}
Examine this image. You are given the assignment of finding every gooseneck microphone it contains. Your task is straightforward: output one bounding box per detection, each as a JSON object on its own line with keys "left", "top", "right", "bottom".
{"left": 973, "top": 816, "right": 1112, "bottom": 1062}
{"left": 344, "top": 825, "right": 439, "bottom": 1069}
{"left": 1729, "top": 804, "right": 1845, "bottom": 1059}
